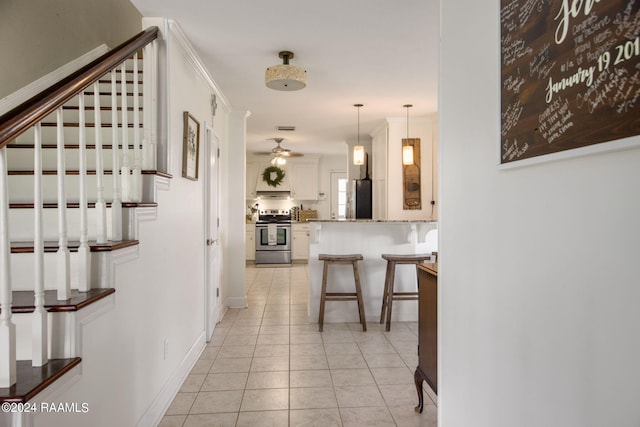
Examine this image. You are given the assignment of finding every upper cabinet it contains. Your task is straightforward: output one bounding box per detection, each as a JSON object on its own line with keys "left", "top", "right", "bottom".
{"left": 290, "top": 160, "right": 318, "bottom": 200}
{"left": 246, "top": 162, "right": 259, "bottom": 199}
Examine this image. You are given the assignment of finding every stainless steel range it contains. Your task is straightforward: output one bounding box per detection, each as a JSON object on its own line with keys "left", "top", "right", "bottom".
{"left": 255, "top": 209, "right": 292, "bottom": 264}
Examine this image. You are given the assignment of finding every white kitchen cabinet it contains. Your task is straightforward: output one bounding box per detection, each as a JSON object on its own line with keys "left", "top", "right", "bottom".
{"left": 246, "top": 227, "right": 255, "bottom": 261}
{"left": 292, "top": 223, "right": 310, "bottom": 261}
{"left": 290, "top": 161, "right": 318, "bottom": 200}
{"left": 246, "top": 162, "right": 259, "bottom": 198}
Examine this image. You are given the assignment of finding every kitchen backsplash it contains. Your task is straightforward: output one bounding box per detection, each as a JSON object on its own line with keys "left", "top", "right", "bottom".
{"left": 247, "top": 199, "right": 319, "bottom": 218}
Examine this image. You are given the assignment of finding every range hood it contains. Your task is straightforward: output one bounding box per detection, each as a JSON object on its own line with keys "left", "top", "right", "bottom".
{"left": 254, "top": 168, "right": 291, "bottom": 198}
{"left": 256, "top": 190, "right": 291, "bottom": 199}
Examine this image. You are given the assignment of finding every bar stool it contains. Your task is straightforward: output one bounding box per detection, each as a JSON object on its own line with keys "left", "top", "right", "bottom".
{"left": 380, "top": 253, "right": 433, "bottom": 331}
{"left": 318, "top": 254, "right": 366, "bottom": 332}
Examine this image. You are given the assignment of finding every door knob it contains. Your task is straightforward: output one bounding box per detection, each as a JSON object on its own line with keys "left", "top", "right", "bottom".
{"left": 206, "top": 238, "right": 217, "bottom": 246}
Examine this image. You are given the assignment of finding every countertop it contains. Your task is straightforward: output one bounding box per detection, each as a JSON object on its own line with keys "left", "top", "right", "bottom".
{"left": 307, "top": 219, "right": 437, "bottom": 223}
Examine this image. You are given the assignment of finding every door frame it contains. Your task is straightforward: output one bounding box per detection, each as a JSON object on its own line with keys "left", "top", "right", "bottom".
{"left": 330, "top": 170, "right": 347, "bottom": 220}
{"left": 204, "top": 125, "right": 220, "bottom": 341}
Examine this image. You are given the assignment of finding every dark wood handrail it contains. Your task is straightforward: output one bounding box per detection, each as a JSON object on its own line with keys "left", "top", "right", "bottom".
{"left": 0, "top": 26, "right": 159, "bottom": 149}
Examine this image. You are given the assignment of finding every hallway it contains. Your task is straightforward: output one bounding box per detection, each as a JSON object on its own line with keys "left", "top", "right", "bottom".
{"left": 159, "top": 265, "right": 437, "bottom": 426}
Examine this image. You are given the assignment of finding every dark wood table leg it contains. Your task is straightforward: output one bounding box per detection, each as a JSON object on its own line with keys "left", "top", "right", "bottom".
{"left": 414, "top": 367, "right": 425, "bottom": 413}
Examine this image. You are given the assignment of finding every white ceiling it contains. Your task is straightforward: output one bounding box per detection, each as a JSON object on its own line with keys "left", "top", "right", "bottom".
{"left": 131, "top": 0, "right": 439, "bottom": 156}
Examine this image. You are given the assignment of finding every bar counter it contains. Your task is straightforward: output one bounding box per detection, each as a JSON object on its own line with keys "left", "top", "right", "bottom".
{"left": 307, "top": 220, "right": 437, "bottom": 324}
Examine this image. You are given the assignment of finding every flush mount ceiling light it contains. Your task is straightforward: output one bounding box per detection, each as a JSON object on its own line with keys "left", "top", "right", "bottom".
{"left": 265, "top": 51, "right": 307, "bottom": 91}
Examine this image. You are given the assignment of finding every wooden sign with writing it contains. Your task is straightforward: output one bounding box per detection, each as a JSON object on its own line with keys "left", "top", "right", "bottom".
{"left": 402, "top": 138, "right": 422, "bottom": 210}
{"left": 500, "top": 0, "right": 640, "bottom": 164}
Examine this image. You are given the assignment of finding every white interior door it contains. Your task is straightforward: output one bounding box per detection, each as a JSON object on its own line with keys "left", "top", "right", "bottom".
{"left": 204, "top": 126, "right": 220, "bottom": 341}
{"left": 330, "top": 171, "right": 347, "bottom": 220}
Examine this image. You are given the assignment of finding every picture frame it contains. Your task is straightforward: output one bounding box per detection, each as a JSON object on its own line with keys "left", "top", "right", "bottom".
{"left": 182, "top": 112, "right": 200, "bottom": 180}
{"left": 499, "top": 0, "right": 640, "bottom": 167}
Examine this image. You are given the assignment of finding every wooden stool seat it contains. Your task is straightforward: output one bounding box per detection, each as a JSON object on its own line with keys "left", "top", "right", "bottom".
{"left": 380, "top": 253, "right": 433, "bottom": 331}
{"left": 318, "top": 254, "right": 366, "bottom": 332}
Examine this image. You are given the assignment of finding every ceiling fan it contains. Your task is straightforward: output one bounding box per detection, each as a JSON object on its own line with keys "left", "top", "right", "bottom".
{"left": 255, "top": 138, "right": 303, "bottom": 165}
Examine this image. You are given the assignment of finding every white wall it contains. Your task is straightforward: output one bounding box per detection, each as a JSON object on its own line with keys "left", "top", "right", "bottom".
{"left": 440, "top": 2, "right": 640, "bottom": 427}
{"left": 32, "top": 18, "right": 237, "bottom": 427}
{"left": 373, "top": 116, "right": 438, "bottom": 221}
{"left": 0, "top": 0, "right": 142, "bottom": 98}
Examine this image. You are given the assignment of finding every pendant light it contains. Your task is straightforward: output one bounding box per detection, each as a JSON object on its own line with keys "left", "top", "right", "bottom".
{"left": 353, "top": 104, "right": 365, "bottom": 165}
{"left": 402, "top": 104, "right": 415, "bottom": 165}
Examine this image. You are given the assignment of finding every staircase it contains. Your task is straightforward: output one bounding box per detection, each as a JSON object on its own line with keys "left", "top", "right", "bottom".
{"left": 0, "top": 27, "right": 161, "bottom": 421}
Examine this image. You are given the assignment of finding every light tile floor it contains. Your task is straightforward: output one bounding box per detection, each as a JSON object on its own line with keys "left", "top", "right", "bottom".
{"left": 159, "top": 264, "right": 437, "bottom": 427}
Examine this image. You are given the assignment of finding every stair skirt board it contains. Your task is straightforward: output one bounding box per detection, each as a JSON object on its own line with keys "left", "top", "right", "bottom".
{"left": 12, "top": 290, "right": 115, "bottom": 360}
{"left": 10, "top": 242, "right": 139, "bottom": 291}
{"left": 0, "top": 358, "right": 82, "bottom": 404}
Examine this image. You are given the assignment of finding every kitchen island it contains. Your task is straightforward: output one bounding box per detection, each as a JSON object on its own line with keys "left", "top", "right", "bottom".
{"left": 307, "top": 220, "right": 437, "bottom": 324}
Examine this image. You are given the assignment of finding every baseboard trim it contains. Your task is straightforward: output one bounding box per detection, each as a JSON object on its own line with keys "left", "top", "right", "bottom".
{"left": 227, "top": 296, "right": 247, "bottom": 309}
{"left": 136, "top": 330, "right": 206, "bottom": 427}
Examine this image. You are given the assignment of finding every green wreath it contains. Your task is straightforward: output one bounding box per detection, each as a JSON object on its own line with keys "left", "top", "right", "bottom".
{"left": 262, "top": 166, "right": 286, "bottom": 187}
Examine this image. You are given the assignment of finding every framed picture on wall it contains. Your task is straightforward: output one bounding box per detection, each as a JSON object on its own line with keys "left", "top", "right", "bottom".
{"left": 182, "top": 112, "right": 200, "bottom": 180}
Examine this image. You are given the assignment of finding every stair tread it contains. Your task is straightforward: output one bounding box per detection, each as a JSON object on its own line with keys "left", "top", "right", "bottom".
{"left": 9, "top": 288, "right": 115, "bottom": 314}
{"left": 10, "top": 239, "right": 139, "bottom": 253}
{"left": 7, "top": 144, "right": 143, "bottom": 149}
{"left": 8, "top": 169, "right": 167, "bottom": 176}
{"left": 9, "top": 202, "right": 158, "bottom": 209}
{"left": 62, "top": 105, "right": 142, "bottom": 111}
{"left": 6, "top": 169, "right": 173, "bottom": 179}
{"left": 82, "top": 91, "right": 141, "bottom": 96}
{"left": 0, "top": 358, "right": 82, "bottom": 403}
{"left": 39, "top": 123, "right": 142, "bottom": 128}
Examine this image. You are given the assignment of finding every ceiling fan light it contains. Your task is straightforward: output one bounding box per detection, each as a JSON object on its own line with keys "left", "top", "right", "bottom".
{"left": 353, "top": 145, "right": 365, "bottom": 165}
{"left": 276, "top": 156, "right": 287, "bottom": 165}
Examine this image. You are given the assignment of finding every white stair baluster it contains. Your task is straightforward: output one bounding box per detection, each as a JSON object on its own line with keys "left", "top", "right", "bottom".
{"left": 120, "top": 62, "right": 131, "bottom": 202}
{"left": 142, "top": 45, "right": 151, "bottom": 170}
{"left": 32, "top": 123, "right": 48, "bottom": 366}
{"left": 132, "top": 52, "right": 142, "bottom": 202}
{"left": 77, "top": 94, "right": 91, "bottom": 292}
{"left": 56, "top": 107, "right": 71, "bottom": 300}
{"left": 0, "top": 146, "right": 16, "bottom": 387}
{"left": 93, "top": 82, "right": 107, "bottom": 244}
{"left": 150, "top": 40, "right": 158, "bottom": 170}
{"left": 111, "top": 71, "right": 123, "bottom": 241}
